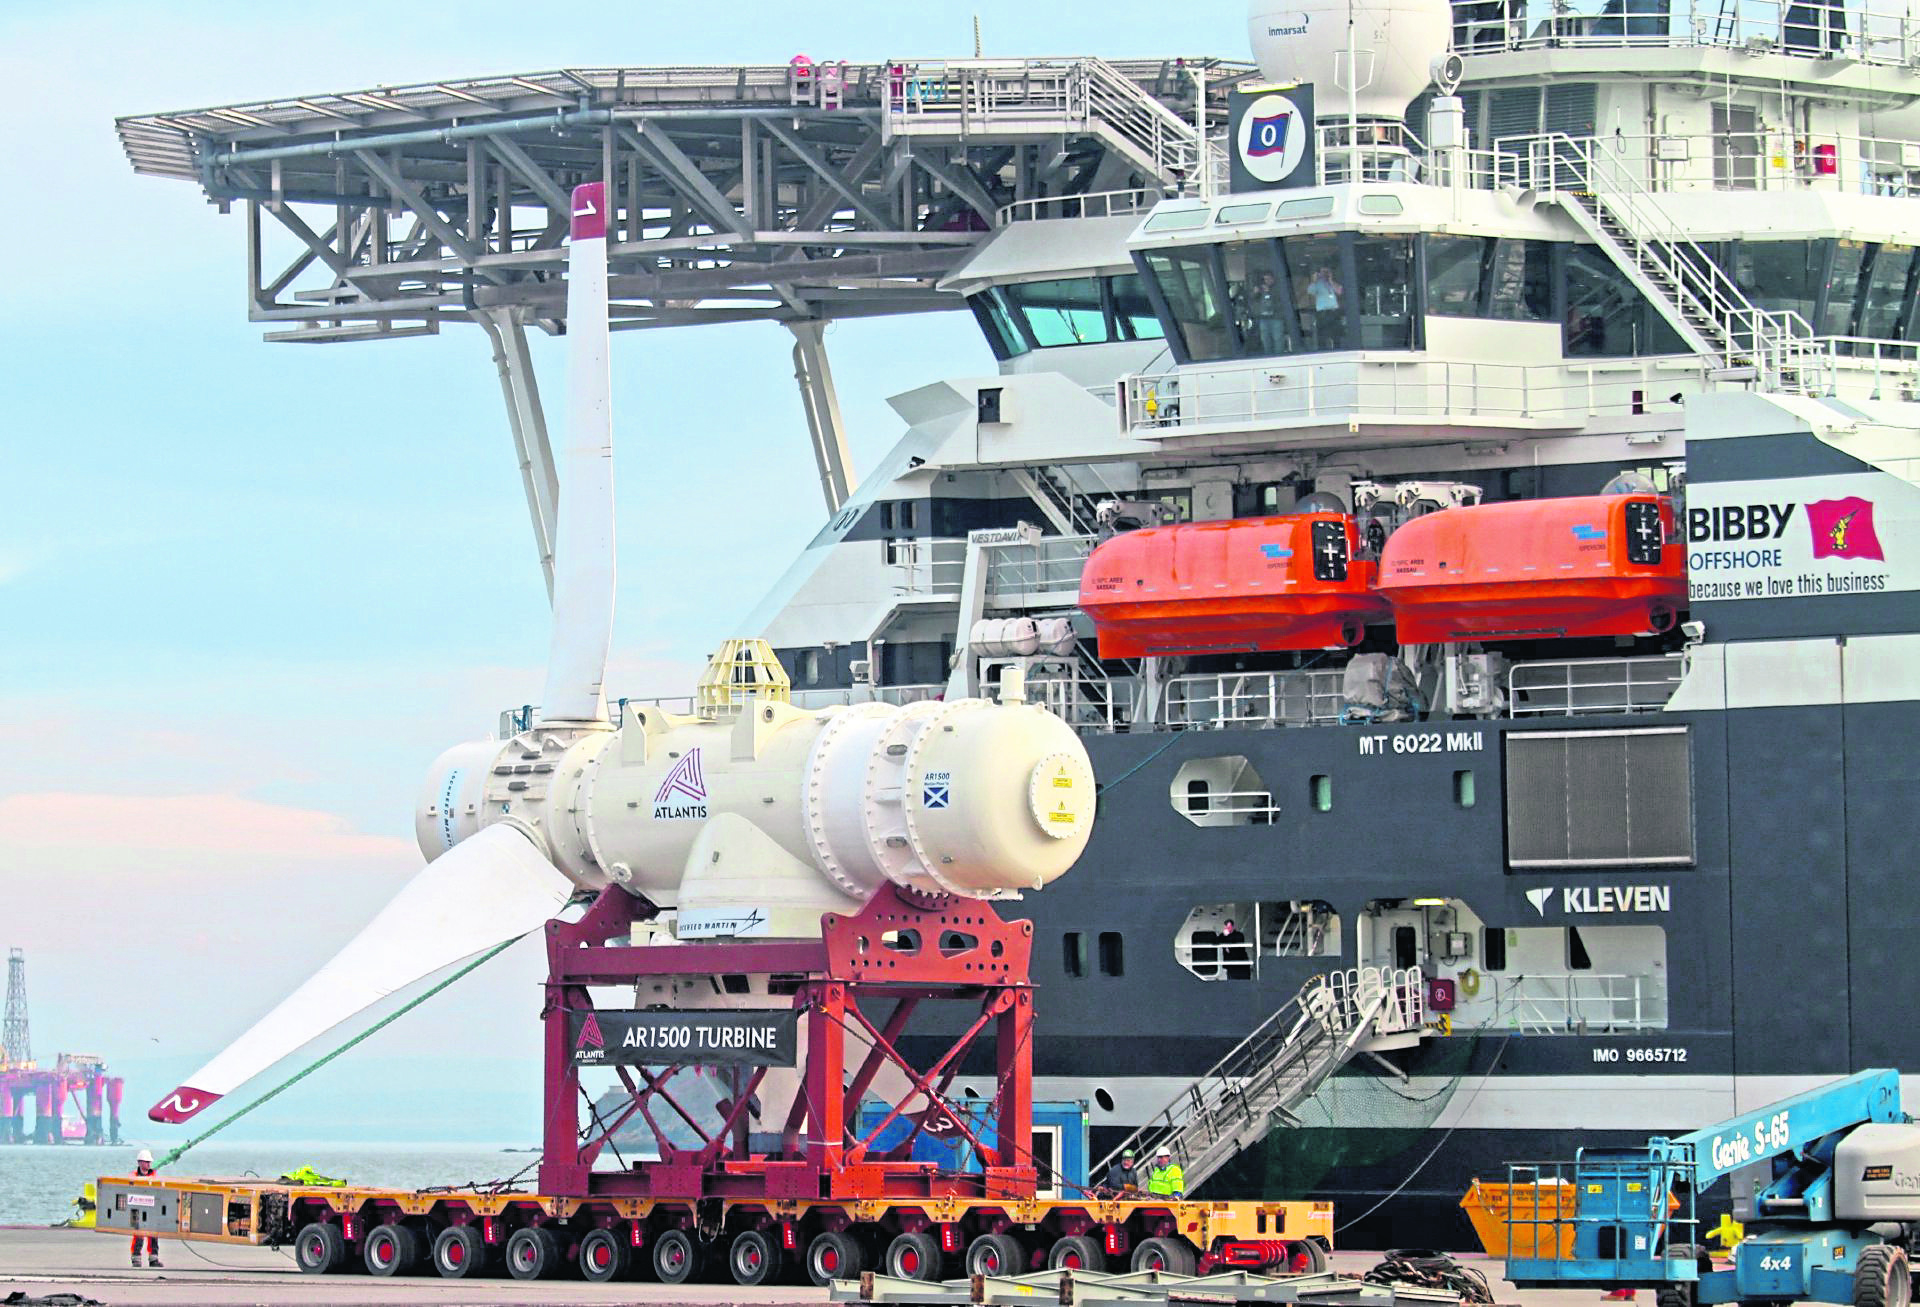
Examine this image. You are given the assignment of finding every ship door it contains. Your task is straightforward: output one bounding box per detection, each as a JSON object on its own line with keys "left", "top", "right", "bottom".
{"left": 1713, "top": 105, "right": 1759, "bottom": 190}
{"left": 1031, "top": 1123, "right": 1063, "bottom": 1199}
{"left": 1362, "top": 900, "right": 1430, "bottom": 975}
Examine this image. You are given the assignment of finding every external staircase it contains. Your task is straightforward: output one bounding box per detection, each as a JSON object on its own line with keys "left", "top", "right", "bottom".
{"left": 1095, "top": 966, "right": 1428, "bottom": 1194}
{"left": 1505, "top": 133, "right": 1828, "bottom": 393}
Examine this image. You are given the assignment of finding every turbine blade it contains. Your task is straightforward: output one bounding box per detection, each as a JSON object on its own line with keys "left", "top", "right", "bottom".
{"left": 149, "top": 823, "right": 572, "bottom": 1124}
{"left": 539, "top": 181, "right": 616, "bottom": 724}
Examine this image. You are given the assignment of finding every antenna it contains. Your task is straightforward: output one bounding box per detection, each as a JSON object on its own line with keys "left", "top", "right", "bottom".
{"left": 4, "top": 948, "right": 28, "bottom": 1067}
{"left": 973, "top": 14, "right": 982, "bottom": 56}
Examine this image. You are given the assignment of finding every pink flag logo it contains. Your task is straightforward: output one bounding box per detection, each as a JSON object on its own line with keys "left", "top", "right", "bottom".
{"left": 1805, "top": 497, "right": 1883, "bottom": 561}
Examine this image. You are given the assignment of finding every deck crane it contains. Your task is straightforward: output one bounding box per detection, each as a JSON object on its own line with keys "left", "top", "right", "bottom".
{"left": 1505, "top": 1069, "right": 1916, "bottom": 1307}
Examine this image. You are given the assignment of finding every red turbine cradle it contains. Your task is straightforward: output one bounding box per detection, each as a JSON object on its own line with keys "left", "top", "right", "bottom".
{"left": 1376, "top": 494, "right": 1685, "bottom": 642}
{"left": 1079, "top": 512, "right": 1390, "bottom": 657}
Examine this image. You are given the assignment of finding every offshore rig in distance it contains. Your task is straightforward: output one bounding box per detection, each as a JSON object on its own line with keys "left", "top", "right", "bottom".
{"left": 1, "top": 948, "right": 126, "bottom": 1145}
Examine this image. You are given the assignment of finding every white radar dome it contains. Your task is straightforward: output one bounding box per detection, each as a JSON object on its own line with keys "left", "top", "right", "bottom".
{"left": 1249, "top": 0, "right": 1452, "bottom": 122}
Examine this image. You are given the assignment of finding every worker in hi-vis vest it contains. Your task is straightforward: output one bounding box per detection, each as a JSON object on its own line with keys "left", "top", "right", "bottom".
{"left": 130, "top": 1150, "right": 162, "bottom": 1268}
{"left": 1147, "top": 1148, "right": 1186, "bottom": 1199}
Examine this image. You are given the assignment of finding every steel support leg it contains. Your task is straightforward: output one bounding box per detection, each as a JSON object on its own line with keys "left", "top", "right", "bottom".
{"left": 477, "top": 308, "right": 559, "bottom": 602}
{"left": 787, "top": 320, "right": 856, "bottom": 515}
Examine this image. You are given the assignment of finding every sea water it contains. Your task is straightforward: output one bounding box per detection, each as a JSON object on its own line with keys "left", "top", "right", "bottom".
{"left": 0, "top": 1141, "right": 531, "bottom": 1227}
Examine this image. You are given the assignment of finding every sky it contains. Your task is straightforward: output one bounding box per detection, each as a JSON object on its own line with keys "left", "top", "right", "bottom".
{"left": 0, "top": 1, "right": 1246, "bottom": 1150}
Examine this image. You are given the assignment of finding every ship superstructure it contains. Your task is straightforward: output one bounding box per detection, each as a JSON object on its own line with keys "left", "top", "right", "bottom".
{"left": 116, "top": 0, "right": 1920, "bottom": 1242}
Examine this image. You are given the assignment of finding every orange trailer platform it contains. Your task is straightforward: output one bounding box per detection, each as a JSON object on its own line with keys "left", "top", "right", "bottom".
{"left": 95, "top": 1172, "right": 1333, "bottom": 1286}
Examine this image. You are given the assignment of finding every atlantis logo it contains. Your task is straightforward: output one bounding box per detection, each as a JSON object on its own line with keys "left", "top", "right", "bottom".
{"left": 1805, "top": 497, "right": 1884, "bottom": 561}
{"left": 652, "top": 747, "right": 709, "bottom": 820}
{"left": 575, "top": 1012, "right": 605, "bottom": 1052}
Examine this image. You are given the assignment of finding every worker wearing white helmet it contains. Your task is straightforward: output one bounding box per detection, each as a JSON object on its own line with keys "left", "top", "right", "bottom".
{"left": 130, "top": 1149, "right": 162, "bottom": 1269}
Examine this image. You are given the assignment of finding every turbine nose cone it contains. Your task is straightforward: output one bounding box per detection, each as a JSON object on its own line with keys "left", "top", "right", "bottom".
{"left": 415, "top": 739, "right": 503, "bottom": 862}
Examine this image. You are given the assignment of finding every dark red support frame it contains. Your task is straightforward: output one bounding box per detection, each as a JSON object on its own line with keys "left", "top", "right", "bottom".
{"left": 538, "top": 884, "right": 1036, "bottom": 1202}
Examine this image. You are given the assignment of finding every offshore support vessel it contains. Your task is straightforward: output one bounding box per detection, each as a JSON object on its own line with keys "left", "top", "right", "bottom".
{"left": 112, "top": 0, "right": 1920, "bottom": 1251}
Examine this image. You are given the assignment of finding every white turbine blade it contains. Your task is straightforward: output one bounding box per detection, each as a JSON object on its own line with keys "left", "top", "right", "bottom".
{"left": 149, "top": 824, "right": 572, "bottom": 1124}
{"left": 540, "top": 180, "right": 616, "bottom": 724}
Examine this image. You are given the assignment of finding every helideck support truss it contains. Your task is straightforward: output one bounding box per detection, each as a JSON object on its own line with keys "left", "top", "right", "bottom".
{"left": 539, "top": 883, "right": 1035, "bottom": 1201}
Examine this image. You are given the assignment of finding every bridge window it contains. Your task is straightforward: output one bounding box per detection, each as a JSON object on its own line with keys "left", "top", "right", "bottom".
{"left": 1351, "top": 234, "right": 1415, "bottom": 347}
{"left": 969, "top": 287, "right": 1029, "bottom": 359}
{"left": 1282, "top": 233, "right": 1346, "bottom": 352}
{"left": 1487, "top": 239, "right": 1553, "bottom": 323}
{"left": 1821, "top": 239, "right": 1871, "bottom": 336}
{"left": 1223, "top": 240, "right": 1299, "bottom": 357}
{"left": 1142, "top": 248, "right": 1234, "bottom": 361}
{"left": 1858, "top": 245, "right": 1916, "bottom": 340}
{"left": 1110, "top": 273, "right": 1167, "bottom": 342}
{"left": 1098, "top": 932, "right": 1125, "bottom": 976}
{"left": 1004, "top": 277, "right": 1105, "bottom": 347}
{"left": 1170, "top": 756, "right": 1275, "bottom": 826}
{"left": 1426, "top": 235, "right": 1488, "bottom": 317}
{"left": 1728, "top": 239, "right": 1821, "bottom": 330}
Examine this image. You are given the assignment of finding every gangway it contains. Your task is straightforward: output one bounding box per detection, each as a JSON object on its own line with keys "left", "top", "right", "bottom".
{"left": 1095, "top": 967, "right": 1427, "bottom": 1195}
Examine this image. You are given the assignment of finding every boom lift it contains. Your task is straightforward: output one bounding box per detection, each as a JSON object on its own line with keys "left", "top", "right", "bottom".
{"left": 1505, "top": 1069, "right": 1915, "bottom": 1307}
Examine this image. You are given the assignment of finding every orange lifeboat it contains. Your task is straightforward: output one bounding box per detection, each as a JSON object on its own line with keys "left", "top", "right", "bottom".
{"left": 1376, "top": 494, "right": 1685, "bottom": 642}
{"left": 1079, "top": 513, "right": 1391, "bottom": 657}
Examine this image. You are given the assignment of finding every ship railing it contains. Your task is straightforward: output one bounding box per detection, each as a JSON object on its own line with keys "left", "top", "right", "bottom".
{"left": 1120, "top": 356, "right": 1719, "bottom": 435}
{"left": 1507, "top": 654, "right": 1686, "bottom": 717}
{"left": 1162, "top": 670, "right": 1349, "bottom": 731}
{"left": 888, "top": 537, "right": 968, "bottom": 596}
{"left": 787, "top": 683, "right": 947, "bottom": 710}
{"left": 499, "top": 695, "right": 699, "bottom": 735}
{"left": 984, "top": 533, "right": 1098, "bottom": 601}
{"left": 1498, "top": 973, "right": 1668, "bottom": 1035}
{"left": 1027, "top": 669, "right": 1138, "bottom": 732}
{"left": 1455, "top": 0, "right": 1919, "bottom": 67}
{"left": 1176, "top": 788, "right": 1283, "bottom": 825}
{"left": 1496, "top": 128, "right": 1920, "bottom": 198}
{"left": 996, "top": 188, "right": 1163, "bottom": 226}
{"left": 886, "top": 57, "right": 1200, "bottom": 186}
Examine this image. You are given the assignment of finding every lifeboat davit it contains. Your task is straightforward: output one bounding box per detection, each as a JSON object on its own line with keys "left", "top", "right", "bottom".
{"left": 1376, "top": 494, "right": 1685, "bottom": 642}
{"left": 1079, "top": 513, "right": 1391, "bottom": 657}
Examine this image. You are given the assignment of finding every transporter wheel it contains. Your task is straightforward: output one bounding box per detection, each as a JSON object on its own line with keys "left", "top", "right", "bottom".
{"left": 504, "top": 1225, "right": 561, "bottom": 1281}
{"left": 1132, "top": 1236, "right": 1198, "bottom": 1275}
{"left": 1288, "top": 1238, "right": 1330, "bottom": 1274}
{"left": 1048, "top": 1234, "right": 1106, "bottom": 1272}
{"left": 294, "top": 1221, "right": 347, "bottom": 1274}
{"left": 432, "top": 1224, "right": 485, "bottom": 1279}
{"left": 578, "top": 1228, "right": 630, "bottom": 1283}
{"left": 1856, "top": 1245, "right": 1911, "bottom": 1307}
{"left": 653, "top": 1228, "right": 702, "bottom": 1285}
{"left": 886, "top": 1232, "right": 944, "bottom": 1281}
{"left": 363, "top": 1224, "right": 422, "bottom": 1277}
{"left": 729, "top": 1228, "right": 783, "bottom": 1286}
{"left": 807, "top": 1230, "right": 865, "bottom": 1285}
{"left": 965, "top": 1233, "right": 1024, "bottom": 1278}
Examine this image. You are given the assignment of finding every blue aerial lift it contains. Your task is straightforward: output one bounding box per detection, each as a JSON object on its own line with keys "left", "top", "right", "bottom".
{"left": 1506, "top": 1069, "right": 1914, "bottom": 1307}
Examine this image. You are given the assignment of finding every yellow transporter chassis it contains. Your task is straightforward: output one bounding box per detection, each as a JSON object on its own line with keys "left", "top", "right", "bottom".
{"left": 94, "top": 1174, "right": 1334, "bottom": 1285}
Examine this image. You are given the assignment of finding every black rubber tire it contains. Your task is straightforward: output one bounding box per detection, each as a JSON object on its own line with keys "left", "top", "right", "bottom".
{"left": 653, "top": 1228, "right": 702, "bottom": 1285}
{"left": 432, "top": 1224, "right": 485, "bottom": 1279}
{"left": 728, "top": 1228, "right": 783, "bottom": 1286}
{"left": 504, "top": 1225, "right": 562, "bottom": 1281}
{"left": 578, "top": 1227, "right": 629, "bottom": 1283}
{"left": 1289, "top": 1238, "right": 1330, "bottom": 1274}
{"left": 294, "top": 1222, "right": 347, "bottom": 1274}
{"left": 807, "top": 1230, "right": 865, "bottom": 1285}
{"left": 1048, "top": 1234, "right": 1106, "bottom": 1272}
{"left": 886, "top": 1231, "right": 944, "bottom": 1281}
{"left": 1856, "top": 1244, "right": 1911, "bottom": 1307}
{"left": 363, "top": 1224, "right": 421, "bottom": 1277}
{"left": 965, "top": 1232, "right": 1024, "bottom": 1278}
{"left": 1132, "top": 1236, "right": 1198, "bottom": 1275}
